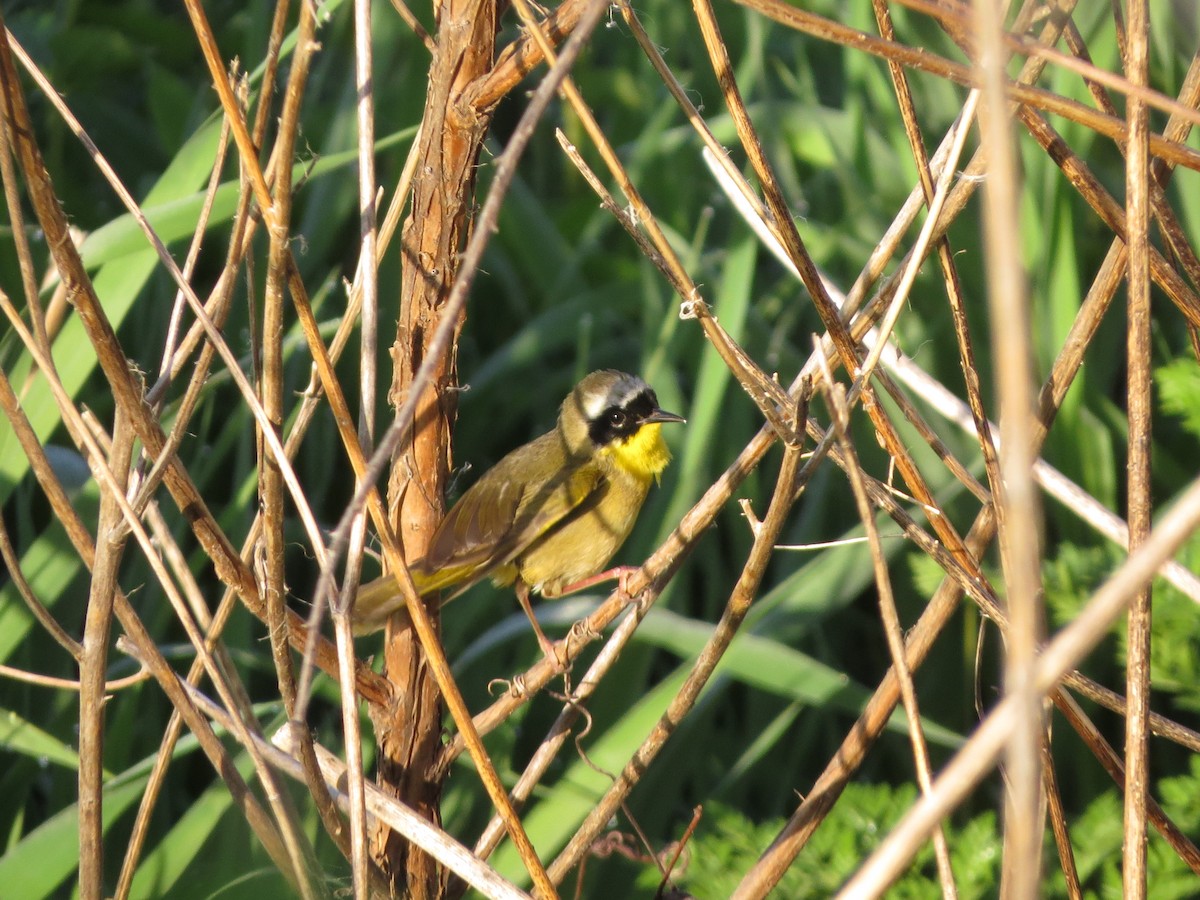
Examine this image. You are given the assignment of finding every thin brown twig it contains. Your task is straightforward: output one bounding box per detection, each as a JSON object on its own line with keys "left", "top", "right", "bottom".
{"left": 291, "top": 122, "right": 426, "bottom": 718}
{"left": 1041, "top": 737, "right": 1083, "bottom": 900}
{"left": 387, "top": 0, "right": 436, "bottom": 53}
{"left": 868, "top": 0, "right": 1004, "bottom": 535}
{"left": 156, "top": 72, "right": 235, "bottom": 382}
{"left": 470, "top": 0, "right": 591, "bottom": 109}
{"left": 251, "top": 3, "right": 346, "bottom": 887}
{"left": 0, "top": 42, "right": 44, "bottom": 352}
{"left": 258, "top": 0, "right": 313, "bottom": 736}
{"left": 0, "top": 664, "right": 150, "bottom": 692}
{"left": 181, "top": 0, "right": 278, "bottom": 221}
{"left": 815, "top": 341, "right": 957, "bottom": 900}
{"left": 334, "top": 0, "right": 381, "bottom": 893}
{"left": 1050, "top": 687, "right": 1200, "bottom": 872}
{"left": 0, "top": 500, "right": 82, "bottom": 658}
{"left": 77, "top": 409, "right": 135, "bottom": 900}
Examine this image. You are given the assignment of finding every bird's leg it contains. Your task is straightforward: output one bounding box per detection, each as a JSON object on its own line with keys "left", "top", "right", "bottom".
{"left": 515, "top": 579, "right": 566, "bottom": 670}
{"left": 552, "top": 565, "right": 641, "bottom": 602}
{"left": 530, "top": 568, "right": 642, "bottom": 672}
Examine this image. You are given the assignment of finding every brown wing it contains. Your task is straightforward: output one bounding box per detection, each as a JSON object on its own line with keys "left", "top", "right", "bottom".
{"left": 412, "top": 434, "right": 604, "bottom": 593}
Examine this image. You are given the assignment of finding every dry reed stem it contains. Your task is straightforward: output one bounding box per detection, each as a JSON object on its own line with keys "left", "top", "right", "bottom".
{"left": 0, "top": 663, "right": 149, "bottom": 692}
{"left": 77, "top": 409, "right": 134, "bottom": 899}
{"left": 1050, "top": 686, "right": 1200, "bottom": 871}
{"left": 338, "top": 0, "right": 381, "bottom": 892}
{"left": 180, "top": 0, "right": 278, "bottom": 219}
{"left": 970, "top": 0, "right": 1046, "bottom": 893}
{"left": 899, "top": 0, "right": 1200, "bottom": 128}
{"left": 1041, "top": 737, "right": 1083, "bottom": 899}
{"left": 291, "top": 121, "right": 424, "bottom": 715}
{"left": 868, "top": 0, "right": 1004, "bottom": 529}
{"left": 254, "top": 7, "right": 341, "bottom": 873}
{"left": 1120, "top": 2, "right": 1154, "bottom": 896}
{"left": 157, "top": 74, "right": 235, "bottom": 382}
{"left": 0, "top": 491, "right": 81, "bottom": 657}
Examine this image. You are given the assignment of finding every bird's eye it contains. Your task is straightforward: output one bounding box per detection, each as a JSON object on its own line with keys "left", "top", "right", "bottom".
{"left": 608, "top": 409, "right": 626, "bottom": 427}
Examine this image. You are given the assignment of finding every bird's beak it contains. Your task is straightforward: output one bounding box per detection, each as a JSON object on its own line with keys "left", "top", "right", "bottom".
{"left": 643, "top": 407, "right": 686, "bottom": 425}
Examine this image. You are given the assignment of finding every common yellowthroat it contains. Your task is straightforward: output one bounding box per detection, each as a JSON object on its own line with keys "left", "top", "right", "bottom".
{"left": 352, "top": 370, "right": 684, "bottom": 652}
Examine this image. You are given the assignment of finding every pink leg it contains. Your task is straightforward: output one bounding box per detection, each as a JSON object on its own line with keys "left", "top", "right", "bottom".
{"left": 549, "top": 565, "right": 640, "bottom": 599}
{"left": 516, "top": 579, "right": 563, "bottom": 667}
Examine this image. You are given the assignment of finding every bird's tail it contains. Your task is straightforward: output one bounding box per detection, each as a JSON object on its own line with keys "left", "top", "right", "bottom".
{"left": 351, "top": 563, "right": 479, "bottom": 635}
{"left": 351, "top": 573, "right": 410, "bottom": 636}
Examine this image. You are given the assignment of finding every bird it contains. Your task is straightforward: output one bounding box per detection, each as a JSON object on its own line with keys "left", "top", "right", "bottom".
{"left": 352, "top": 369, "right": 684, "bottom": 657}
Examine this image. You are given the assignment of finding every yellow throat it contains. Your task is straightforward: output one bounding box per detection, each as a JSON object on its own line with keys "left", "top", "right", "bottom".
{"left": 603, "top": 422, "right": 672, "bottom": 483}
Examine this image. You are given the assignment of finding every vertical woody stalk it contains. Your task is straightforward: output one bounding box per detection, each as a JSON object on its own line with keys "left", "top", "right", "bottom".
{"left": 1122, "top": 0, "right": 1153, "bottom": 895}
{"left": 372, "top": 0, "right": 497, "bottom": 893}
{"left": 971, "top": 1, "right": 1045, "bottom": 895}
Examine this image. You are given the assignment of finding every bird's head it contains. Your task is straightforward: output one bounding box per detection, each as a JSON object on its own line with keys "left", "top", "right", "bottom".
{"left": 560, "top": 370, "right": 685, "bottom": 481}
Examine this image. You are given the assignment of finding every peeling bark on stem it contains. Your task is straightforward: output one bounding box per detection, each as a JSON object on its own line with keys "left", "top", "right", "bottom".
{"left": 371, "top": 0, "right": 498, "bottom": 895}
